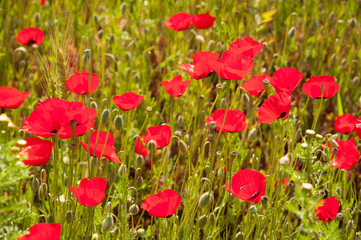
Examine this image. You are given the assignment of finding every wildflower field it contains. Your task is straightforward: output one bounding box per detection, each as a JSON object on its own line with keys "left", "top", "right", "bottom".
{"left": 1, "top": 0, "right": 361, "bottom": 239}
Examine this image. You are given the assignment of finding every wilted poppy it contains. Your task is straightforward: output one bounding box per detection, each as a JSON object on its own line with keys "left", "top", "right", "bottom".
{"left": 225, "top": 169, "right": 266, "bottom": 204}
{"left": 113, "top": 92, "right": 144, "bottom": 111}
{"left": 16, "top": 28, "right": 44, "bottom": 46}
{"left": 143, "top": 125, "right": 172, "bottom": 149}
{"left": 228, "top": 36, "right": 264, "bottom": 58}
{"left": 161, "top": 75, "right": 192, "bottom": 97}
{"left": 69, "top": 177, "right": 107, "bottom": 207}
{"left": 164, "top": 12, "right": 192, "bottom": 31}
{"left": 0, "top": 86, "right": 30, "bottom": 109}
{"left": 140, "top": 189, "right": 182, "bottom": 218}
{"left": 17, "top": 223, "right": 61, "bottom": 240}
{"left": 302, "top": 75, "right": 339, "bottom": 99}
{"left": 209, "top": 51, "right": 254, "bottom": 80}
{"left": 178, "top": 51, "right": 220, "bottom": 79}
{"left": 328, "top": 138, "right": 359, "bottom": 170}
{"left": 315, "top": 196, "right": 340, "bottom": 222}
{"left": 79, "top": 130, "right": 121, "bottom": 163}
{"left": 19, "top": 137, "right": 53, "bottom": 166}
{"left": 65, "top": 70, "right": 100, "bottom": 95}
{"left": 205, "top": 109, "right": 248, "bottom": 132}
{"left": 257, "top": 93, "right": 292, "bottom": 123}
{"left": 241, "top": 74, "right": 272, "bottom": 97}
{"left": 191, "top": 12, "right": 216, "bottom": 29}
{"left": 270, "top": 68, "right": 303, "bottom": 95}
{"left": 334, "top": 114, "right": 357, "bottom": 134}
{"left": 135, "top": 137, "right": 148, "bottom": 157}
{"left": 23, "top": 98, "right": 97, "bottom": 139}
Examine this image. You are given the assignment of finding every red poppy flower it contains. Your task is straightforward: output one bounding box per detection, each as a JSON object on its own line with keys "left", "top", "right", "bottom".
{"left": 135, "top": 137, "right": 148, "bottom": 157}
{"left": 228, "top": 36, "right": 264, "bottom": 58}
{"left": 113, "top": 92, "right": 144, "bottom": 111}
{"left": 302, "top": 75, "right": 339, "bottom": 99}
{"left": 225, "top": 169, "right": 266, "bottom": 204}
{"left": 328, "top": 138, "right": 359, "bottom": 170}
{"left": 140, "top": 189, "right": 182, "bottom": 218}
{"left": 18, "top": 137, "right": 53, "bottom": 166}
{"left": 241, "top": 74, "right": 272, "bottom": 97}
{"left": 270, "top": 67, "right": 303, "bottom": 95}
{"left": 315, "top": 196, "right": 340, "bottom": 222}
{"left": 69, "top": 177, "right": 107, "bottom": 207}
{"left": 161, "top": 75, "right": 191, "bottom": 98}
{"left": 191, "top": 12, "right": 216, "bottom": 29}
{"left": 23, "top": 98, "right": 97, "bottom": 139}
{"left": 65, "top": 70, "right": 100, "bottom": 95}
{"left": 257, "top": 93, "right": 292, "bottom": 123}
{"left": 16, "top": 28, "right": 44, "bottom": 46}
{"left": 79, "top": 130, "right": 121, "bottom": 163}
{"left": 17, "top": 223, "right": 61, "bottom": 240}
{"left": 334, "top": 114, "right": 357, "bottom": 134}
{"left": 0, "top": 86, "right": 30, "bottom": 109}
{"left": 209, "top": 51, "right": 254, "bottom": 80}
{"left": 178, "top": 51, "right": 220, "bottom": 79}
{"left": 164, "top": 12, "right": 192, "bottom": 31}
{"left": 205, "top": 109, "right": 248, "bottom": 133}
{"left": 143, "top": 125, "right": 172, "bottom": 149}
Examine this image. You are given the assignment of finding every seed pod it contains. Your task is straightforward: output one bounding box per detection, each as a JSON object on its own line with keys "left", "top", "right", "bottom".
{"left": 129, "top": 204, "right": 139, "bottom": 215}
{"left": 178, "top": 140, "right": 188, "bottom": 155}
{"left": 261, "top": 196, "right": 269, "bottom": 205}
{"left": 336, "top": 213, "right": 343, "bottom": 219}
{"left": 210, "top": 121, "right": 216, "bottom": 129}
{"left": 101, "top": 109, "right": 110, "bottom": 125}
{"left": 198, "top": 192, "right": 211, "bottom": 208}
{"left": 102, "top": 215, "right": 114, "bottom": 232}
{"left": 198, "top": 215, "right": 208, "bottom": 228}
{"left": 209, "top": 213, "right": 216, "bottom": 226}
{"left": 249, "top": 205, "right": 257, "bottom": 214}
{"left": 235, "top": 232, "right": 244, "bottom": 240}
{"left": 113, "top": 115, "right": 123, "bottom": 130}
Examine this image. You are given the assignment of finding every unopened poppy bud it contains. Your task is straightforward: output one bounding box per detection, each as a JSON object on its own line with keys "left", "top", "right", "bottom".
{"left": 299, "top": 224, "right": 307, "bottom": 235}
{"left": 301, "top": 143, "right": 308, "bottom": 149}
{"left": 118, "top": 164, "right": 127, "bottom": 177}
{"left": 196, "top": 35, "right": 205, "bottom": 43}
{"left": 261, "top": 196, "right": 269, "bottom": 205}
{"left": 329, "top": 138, "right": 338, "bottom": 148}
{"left": 178, "top": 140, "right": 188, "bottom": 155}
{"left": 216, "top": 41, "right": 223, "bottom": 51}
{"left": 113, "top": 115, "right": 123, "bottom": 130}
{"left": 209, "top": 212, "right": 216, "bottom": 226}
{"left": 288, "top": 27, "right": 296, "bottom": 39}
{"left": 210, "top": 121, "right": 216, "bottom": 129}
{"left": 336, "top": 187, "right": 342, "bottom": 196}
{"left": 216, "top": 83, "right": 223, "bottom": 93}
{"left": 38, "top": 183, "right": 48, "bottom": 200}
{"left": 198, "top": 215, "right": 208, "bottom": 228}
{"left": 90, "top": 157, "right": 98, "bottom": 169}
{"left": 108, "top": 171, "right": 116, "bottom": 185}
{"left": 133, "top": 73, "right": 140, "bottom": 82}
{"left": 102, "top": 215, "right": 114, "bottom": 232}
{"left": 40, "top": 169, "right": 47, "bottom": 182}
{"left": 129, "top": 204, "right": 139, "bottom": 215}
{"left": 32, "top": 177, "right": 39, "bottom": 192}
{"left": 247, "top": 128, "right": 257, "bottom": 141}
{"left": 336, "top": 213, "right": 343, "bottom": 219}
{"left": 47, "top": 215, "right": 55, "bottom": 223}
{"left": 101, "top": 109, "right": 110, "bottom": 125}
{"left": 241, "top": 93, "right": 250, "bottom": 104}
{"left": 120, "top": 2, "right": 127, "bottom": 15}
{"left": 137, "top": 228, "right": 145, "bottom": 237}
{"left": 177, "top": 115, "right": 184, "bottom": 126}
{"left": 349, "top": 18, "right": 357, "bottom": 28}
{"left": 136, "top": 176, "right": 143, "bottom": 188}
{"left": 316, "top": 134, "right": 323, "bottom": 139}
{"left": 318, "top": 190, "right": 325, "bottom": 196}
{"left": 235, "top": 232, "right": 244, "bottom": 240}
{"left": 305, "top": 129, "right": 315, "bottom": 135}
{"left": 84, "top": 49, "right": 91, "bottom": 59}
{"left": 199, "top": 192, "right": 211, "bottom": 208}
{"left": 221, "top": 97, "right": 227, "bottom": 108}
{"left": 109, "top": 34, "right": 115, "bottom": 44}
{"left": 206, "top": 40, "right": 215, "bottom": 51}
{"left": 217, "top": 167, "right": 225, "bottom": 179}
{"left": 97, "top": 29, "right": 104, "bottom": 39}
{"left": 125, "top": 52, "right": 131, "bottom": 61}
{"left": 329, "top": 11, "right": 335, "bottom": 22}
{"left": 230, "top": 151, "right": 237, "bottom": 158}
{"left": 136, "top": 155, "right": 143, "bottom": 167}
{"left": 346, "top": 220, "right": 354, "bottom": 232}
{"left": 34, "top": 12, "right": 41, "bottom": 24}
{"left": 279, "top": 156, "right": 289, "bottom": 166}
{"left": 94, "top": 15, "right": 99, "bottom": 25}
{"left": 147, "top": 140, "right": 156, "bottom": 151}
{"left": 90, "top": 101, "right": 97, "bottom": 110}
{"left": 249, "top": 205, "right": 257, "bottom": 214}
{"left": 65, "top": 211, "right": 73, "bottom": 223}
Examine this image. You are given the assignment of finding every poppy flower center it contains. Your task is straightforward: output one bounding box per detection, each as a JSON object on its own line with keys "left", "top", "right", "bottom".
{"left": 248, "top": 191, "right": 259, "bottom": 200}
{"left": 279, "top": 111, "right": 287, "bottom": 118}
{"left": 51, "top": 129, "right": 58, "bottom": 134}
{"left": 27, "top": 39, "right": 36, "bottom": 46}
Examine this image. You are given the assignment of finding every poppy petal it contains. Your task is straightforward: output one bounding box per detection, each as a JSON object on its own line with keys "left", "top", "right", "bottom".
{"left": 257, "top": 93, "right": 292, "bottom": 123}
{"left": 0, "top": 86, "right": 30, "bottom": 109}
{"left": 113, "top": 92, "right": 144, "bottom": 111}
{"left": 164, "top": 12, "right": 192, "bottom": 31}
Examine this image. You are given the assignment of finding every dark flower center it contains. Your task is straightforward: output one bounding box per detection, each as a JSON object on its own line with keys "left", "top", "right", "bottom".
{"left": 279, "top": 111, "right": 287, "bottom": 118}
{"left": 248, "top": 191, "right": 260, "bottom": 200}
{"left": 27, "top": 39, "right": 36, "bottom": 46}
{"left": 51, "top": 129, "right": 58, "bottom": 134}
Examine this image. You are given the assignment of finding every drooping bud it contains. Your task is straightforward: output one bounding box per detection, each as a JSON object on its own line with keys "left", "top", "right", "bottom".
{"left": 178, "top": 140, "right": 188, "bottom": 155}
{"left": 147, "top": 140, "right": 156, "bottom": 151}
{"left": 32, "top": 177, "right": 40, "bottom": 192}
{"left": 65, "top": 211, "right": 73, "bottom": 223}
{"left": 177, "top": 115, "right": 184, "bottom": 126}
{"left": 198, "top": 215, "right": 208, "bottom": 228}
{"left": 113, "top": 115, "right": 123, "bottom": 130}
{"left": 101, "top": 109, "right": 110, "bottom": 125}
{"left": 90, "top": 101, "right": 98, "bottom": 110}
{"left": 38, "top": 183, "right": 48, "bottom": 200}
{"left": 137, "top": 228, "right": 145, "bottom": 237}
{"left": 247, "top": 128, "right": 257, "bottom": 141}
{"left": 198, "top": 192, "right": 211, "bottom": 208}
{"left": 129, "top": 204, "right": 139, "bottom": 215}
{"left": 108, "top": 171, "right": 116, "bottom": 185}
{"left": 209, "top": 213, "right": 216, "bottom": 226}
{"left": 136, "top": 155, "right": 143, "bottom": 167}
{"left": 136, "top": 176, "right": 143, "bottom": 188}
{"left": 118, "top": 164, "right": 127, "bottom": 177}
{"left": 102, "top": 215, "right": 114, "bottom": 232}
{"left": 249, "top": 205, "right": 257, "bottom": 214}
{"left": 288, "top": 27, "right": 296, "bottom": 39}
{"left": 47, "top": 215, "right": 55, "bottom": 223}
{"left": 235, "top": 232, "right": 244, "bottom": 240}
